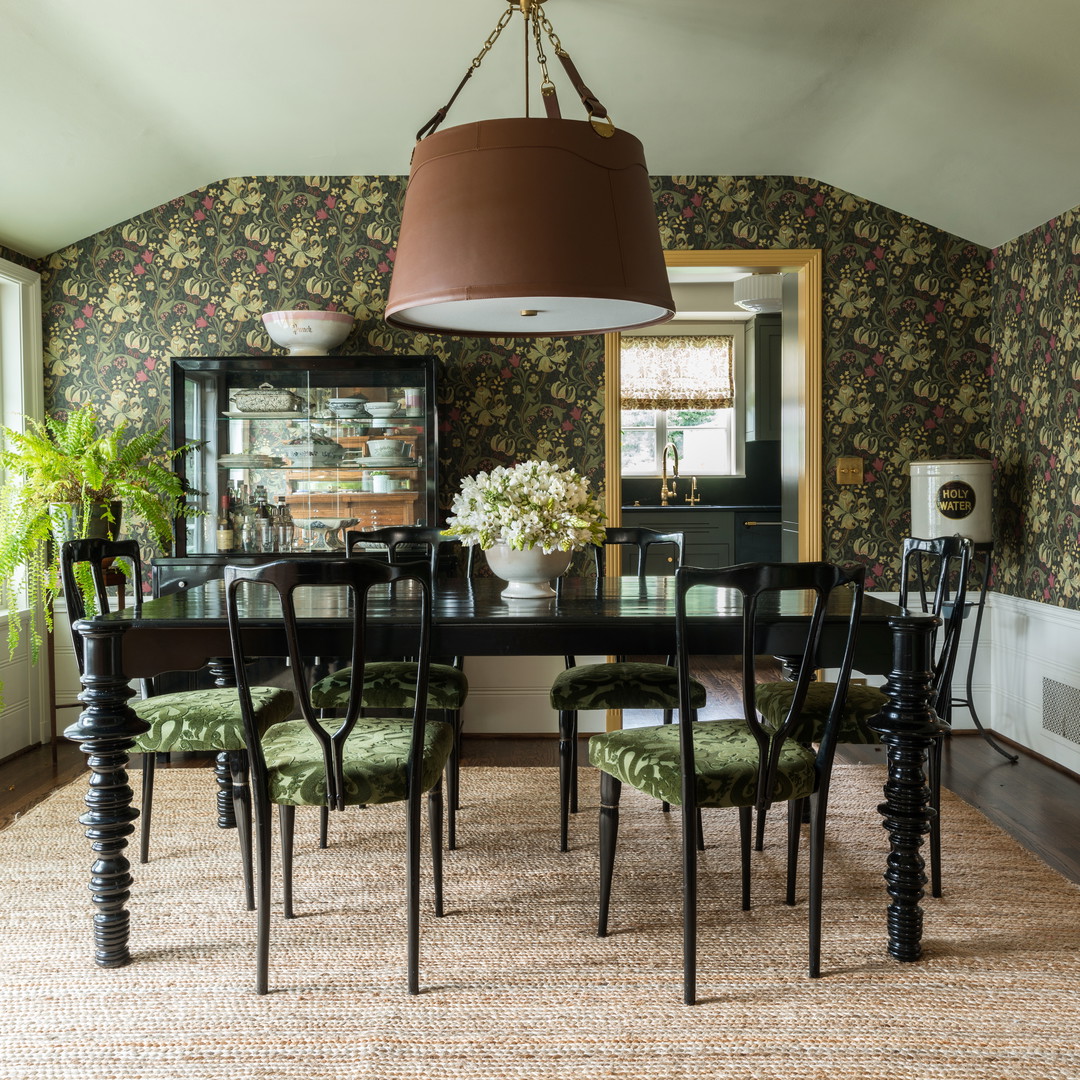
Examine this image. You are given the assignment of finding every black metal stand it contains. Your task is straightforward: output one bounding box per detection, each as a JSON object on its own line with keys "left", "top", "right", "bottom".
{"left": 949, "top": 541, "right": 1018, "bottom": 763}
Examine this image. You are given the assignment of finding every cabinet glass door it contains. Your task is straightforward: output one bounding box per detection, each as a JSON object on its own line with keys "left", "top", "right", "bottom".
{"left": 170, "top": 355, "right": 438, "bottom": 556}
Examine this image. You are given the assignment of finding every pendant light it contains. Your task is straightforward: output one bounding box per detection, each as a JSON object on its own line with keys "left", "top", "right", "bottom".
{"left": 385, "top": 0, "right": 675, "bottom": 338}
{"left": 733, "top": 273, "right": 783, "bottom": 313}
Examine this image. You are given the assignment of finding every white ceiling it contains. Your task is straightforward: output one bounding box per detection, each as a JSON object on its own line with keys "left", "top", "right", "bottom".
{"left": 5, "top": 0, "right": 1080, "bottom": 258}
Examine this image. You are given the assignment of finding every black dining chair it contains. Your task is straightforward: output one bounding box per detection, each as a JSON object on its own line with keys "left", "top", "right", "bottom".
{"left": 548, "top": 527, "right": 708, "bottom": 851}
{"left": 588, "top": 560, "right": 866, "bottom": 1004}
{"left": 60, "top": 538, "right": 295, "bottom": 907}
{"left": 754, "top": 534, "right": 972, "bottom": 896}
{"left": 309, "top": 526, "right": 470, "bottom": 849}
{"left": 224, "top": 556, "right": 454, "bottom": 996}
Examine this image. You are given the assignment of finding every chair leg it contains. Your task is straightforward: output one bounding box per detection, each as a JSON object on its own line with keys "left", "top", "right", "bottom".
{"left": 807, "top": 782, "right": 832, "bottom": 979}
{"left": 428, "top": 780, "right": 444, "bottom": 918}
{"left": 661, "top": 708, "right": 672, "bottom": 813}
{"left": 445, "top": 709, "right": 460, "bottom": 851}
{"left": 138, "top": 753, "right": 155, "bottom": 864}
{"left": 406, "top": 791, "right": 422, "bottom": 996}
{"left": 319, "top": 804, "right": 329, "bottom": 849}
{"left": 278, "top": 804, "right": 296, "bottom": 919}
{"left": 928, "top": 737, "right": 943, "bottom": 898}
{"left": 228, "top": 750, "right": 255, "bottom": 911}
{"left": 755, "top": 804, "right": 767, "bottom": 851}
{"left": 253, "top": 792, "right": 273, "bottom": 996}
{"left": 558, "top": 709, "right": 577, "bottom": 851}
{"left": 739, "top": 805, "right": 752, "bottom": 911}
{"left": 570, "top": 724, "right": 579, "bottom": 814}
{"left": 785, "top": 797, "right": 804, "bottom": 907}
{"left": 682, "top": 796, "right": 699, "bottom": 1006}
{"left": 597, "top": 771, "right": 621, "bottom": 937}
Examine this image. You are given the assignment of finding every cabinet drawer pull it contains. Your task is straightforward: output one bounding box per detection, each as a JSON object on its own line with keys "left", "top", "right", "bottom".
{"left": 742, "top": 520, "right": 782, "bottom": 528}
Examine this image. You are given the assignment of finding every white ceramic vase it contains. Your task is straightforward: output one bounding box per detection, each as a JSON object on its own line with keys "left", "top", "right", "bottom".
{"left": 485, "top": 542, "right": 573, "bottom": 599}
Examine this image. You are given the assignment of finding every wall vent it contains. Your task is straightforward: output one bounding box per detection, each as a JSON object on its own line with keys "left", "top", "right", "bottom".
{"left": 1041, "top": 677, "right": 1080, "bottom": 745}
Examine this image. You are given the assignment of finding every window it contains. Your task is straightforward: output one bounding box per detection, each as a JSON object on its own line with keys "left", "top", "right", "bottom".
{"left": 620, "top": 333, "right": 743, "bottom": 477}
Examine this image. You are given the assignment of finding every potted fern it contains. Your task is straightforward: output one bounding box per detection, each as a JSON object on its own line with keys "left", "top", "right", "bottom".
{"left": 0, "top": 403, "right": 200, "bottom": 665}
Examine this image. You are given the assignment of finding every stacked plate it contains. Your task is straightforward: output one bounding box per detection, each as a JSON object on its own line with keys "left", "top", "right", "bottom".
{"left": 218, "top": 453, "right": 280, "bottom": 468}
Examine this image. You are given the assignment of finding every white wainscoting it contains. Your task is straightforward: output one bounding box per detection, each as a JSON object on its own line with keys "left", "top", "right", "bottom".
{"left": 460, "top": 655, "right": 607, "bottom": 736}
{"left": 0, "top": 609, "right": 53, "bottom": 760}
{"left": 989, "top": 592, "right": 1080, "bottom": 776}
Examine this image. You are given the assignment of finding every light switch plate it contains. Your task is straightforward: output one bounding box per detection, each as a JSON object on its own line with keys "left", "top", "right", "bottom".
{"left": 836, "top": 456, "right": 862, "bottom": 484}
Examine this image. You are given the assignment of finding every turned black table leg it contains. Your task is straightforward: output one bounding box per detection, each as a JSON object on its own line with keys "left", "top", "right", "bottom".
{"left": 868, "top": 611, "right": 948, "bottom": 963}
{"left": 207, "top": 657, "right": 239, "bottom": 830}
{"left": 63, "top": 617, "right": 149, "bottom": 968}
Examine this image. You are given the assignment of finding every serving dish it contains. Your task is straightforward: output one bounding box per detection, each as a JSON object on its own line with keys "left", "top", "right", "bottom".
{"left": 231, "top": 383, "right": 304, "bottom": 413}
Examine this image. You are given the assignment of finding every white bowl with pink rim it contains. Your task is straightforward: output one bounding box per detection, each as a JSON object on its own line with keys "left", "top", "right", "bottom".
{"left": 262, "top": 310, "right": 354, "bottom": 356}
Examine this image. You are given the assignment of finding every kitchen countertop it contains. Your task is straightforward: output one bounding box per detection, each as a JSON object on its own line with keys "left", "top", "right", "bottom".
{"left": 622, "top": 503, "right": 781, "bottom": 513}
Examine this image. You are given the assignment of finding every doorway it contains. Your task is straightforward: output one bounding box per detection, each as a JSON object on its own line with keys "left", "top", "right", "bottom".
{"left": 604, "top": 248, "right": 822, "bottom": 561}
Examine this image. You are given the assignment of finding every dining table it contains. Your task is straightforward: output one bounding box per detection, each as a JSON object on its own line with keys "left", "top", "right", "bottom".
{"left": 64, "top": 573, "right": 944, "bottom": 972}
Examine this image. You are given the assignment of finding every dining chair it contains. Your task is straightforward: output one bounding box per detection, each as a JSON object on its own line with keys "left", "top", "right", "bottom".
{"left": 309, "top": 526, "right": 470, "bottom": 848}
{"left": 224, "top": 556, "right": 454, "bottom": 995}
{"left": 589, "top": 560, "right": 866, "bottom": 1004}
{"left": 60, "top": 538, "right": 295, "bottom": 908}
{"left": 754, "top": 534, "right": 972, "bottom": 897}
{"left": 548, "top": 527, "right": 707, "bottom": 851}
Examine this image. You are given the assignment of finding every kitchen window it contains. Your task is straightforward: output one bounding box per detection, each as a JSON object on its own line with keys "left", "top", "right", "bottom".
{"left": 620, "top": 333, "right": 743, "bottom": 477}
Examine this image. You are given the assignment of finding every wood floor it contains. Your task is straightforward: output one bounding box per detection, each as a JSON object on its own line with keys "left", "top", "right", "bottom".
{"left": 4, "top": 724, "right": 1079, "bottom": 886}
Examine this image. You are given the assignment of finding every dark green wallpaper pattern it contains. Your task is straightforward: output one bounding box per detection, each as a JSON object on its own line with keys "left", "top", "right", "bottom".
{"left": 0, "top": 244, "right": 39, "bottom": 271}
{"left": 38, "top": 174, "right": 991, "bottom": 590}
{"left": 991, "top": 206, "right": 1080, "bottom": 606}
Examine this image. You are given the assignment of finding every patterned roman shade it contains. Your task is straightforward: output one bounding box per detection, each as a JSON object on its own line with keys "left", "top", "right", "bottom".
{"left": 620, "top": 335, "right": 735, "bottom": 410}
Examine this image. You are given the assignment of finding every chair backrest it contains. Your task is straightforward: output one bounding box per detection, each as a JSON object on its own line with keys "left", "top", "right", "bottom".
{"left": 224, "top": 557, "right": 433, "bottom": 812}
{"left": 345, "top": 525, "right": 446, "bottom": 576}
{"left": 897, "top": 534, "right": 973, "bottom": 715}
{"left": 591, "top": 527, "right": 687, "bottom": 580}
{"left": 559, "top": 528, "right": 687, "bottom": 668}
{"left": 60, "top": 537, "right": 143, "bottom": 675}
{"left": 674, "top": 561, "right": 866, "bottom": 816}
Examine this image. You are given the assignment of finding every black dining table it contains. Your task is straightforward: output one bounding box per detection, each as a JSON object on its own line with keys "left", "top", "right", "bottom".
{"left": 65, "top": 574, "right": 943, "bottom": 971}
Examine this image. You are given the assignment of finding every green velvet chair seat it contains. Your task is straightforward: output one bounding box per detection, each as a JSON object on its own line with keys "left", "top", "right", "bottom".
{"left": 309, "top": 661, "right": 468, "bottom": 711}
{"left": 588, "top": 719, "right": 817, "bottom": 808}
{"left": 132, "top": 685, "right": 295, "bottom": 753}
{"left": 261, "top": 716, "right": 454, "bottom": 807}
{"left": 550, "top": 661, "right": 707, "bottom": 712}
{"left": 755, "top": 681, "right": 887, "bottom": 746}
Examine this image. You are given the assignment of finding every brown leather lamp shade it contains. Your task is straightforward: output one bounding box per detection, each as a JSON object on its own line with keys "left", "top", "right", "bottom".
{"left": 385, "top": 117, "right": 675, "bottom": 337}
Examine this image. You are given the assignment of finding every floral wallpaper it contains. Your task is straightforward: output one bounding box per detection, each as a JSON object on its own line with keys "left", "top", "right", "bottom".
{"left": 37, "top": 173, "right": 991, "bottom": 589}
{"left": 0, "top": 244, "right": 38, "bottom": 271}
{"left": 991, "top": 204, "right": 1080, "bottom": 606}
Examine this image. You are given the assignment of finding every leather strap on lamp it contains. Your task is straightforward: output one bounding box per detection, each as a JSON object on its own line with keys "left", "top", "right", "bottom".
{"left": 385, "top": 0, "right": 675, "bottom": 338}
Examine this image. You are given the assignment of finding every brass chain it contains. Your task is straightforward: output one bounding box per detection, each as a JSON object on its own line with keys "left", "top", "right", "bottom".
{"left": 537, "top": 7, "right": 567, "bottom": 57}
{"left": 470, "top": 5, "right": 515, "bottom": 71}
{"left": 530, "top": 9, "right": 556, "bottom": 96}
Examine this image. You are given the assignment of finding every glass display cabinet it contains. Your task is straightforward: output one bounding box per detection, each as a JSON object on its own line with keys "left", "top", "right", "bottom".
{"left": 164, "top": 355, "right": 438, "bottom": 569}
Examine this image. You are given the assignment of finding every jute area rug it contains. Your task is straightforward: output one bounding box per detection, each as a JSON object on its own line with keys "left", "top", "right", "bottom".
{"left": 2, "top": 765, "right": 1079, "bottom": 1080}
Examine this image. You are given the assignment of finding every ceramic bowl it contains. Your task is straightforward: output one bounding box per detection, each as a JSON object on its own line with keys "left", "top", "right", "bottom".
{"left": 262, "top": 310, "right": 354, "bottom": 356}
{"left": 363, "top": 401, "right": 401, "bottom": 418}
{"left": 366, "top": 438, "right": 408, "bottom": 458}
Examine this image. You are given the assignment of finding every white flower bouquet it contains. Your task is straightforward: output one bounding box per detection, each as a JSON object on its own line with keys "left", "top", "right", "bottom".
{"left": 444, "top": 460, "right": 606, "bottom": 553}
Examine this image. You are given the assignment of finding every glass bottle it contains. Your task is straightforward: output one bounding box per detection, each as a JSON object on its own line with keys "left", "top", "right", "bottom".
{"left": 255, "top": 489, "right": 272, "bottom": 552}
{"left": 216, "top": 494, "right": 234, "bottom": 552}
{"left": 273, "top": 495, "right": 294, "bottom": 552}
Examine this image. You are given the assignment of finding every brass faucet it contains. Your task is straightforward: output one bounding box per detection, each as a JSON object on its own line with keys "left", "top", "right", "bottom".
{"left": 684, "top": 475, "right": 700, "bottom": 505}
{"left": 660, "top": 441, "right": 680, "bottom": 505}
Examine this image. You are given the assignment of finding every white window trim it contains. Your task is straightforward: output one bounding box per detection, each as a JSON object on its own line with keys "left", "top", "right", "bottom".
{"left": 620, "top": 321, "right": 746, "bottom": 477}
{"left": 0, "top": 255, "right": 48, "bottom": 755}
